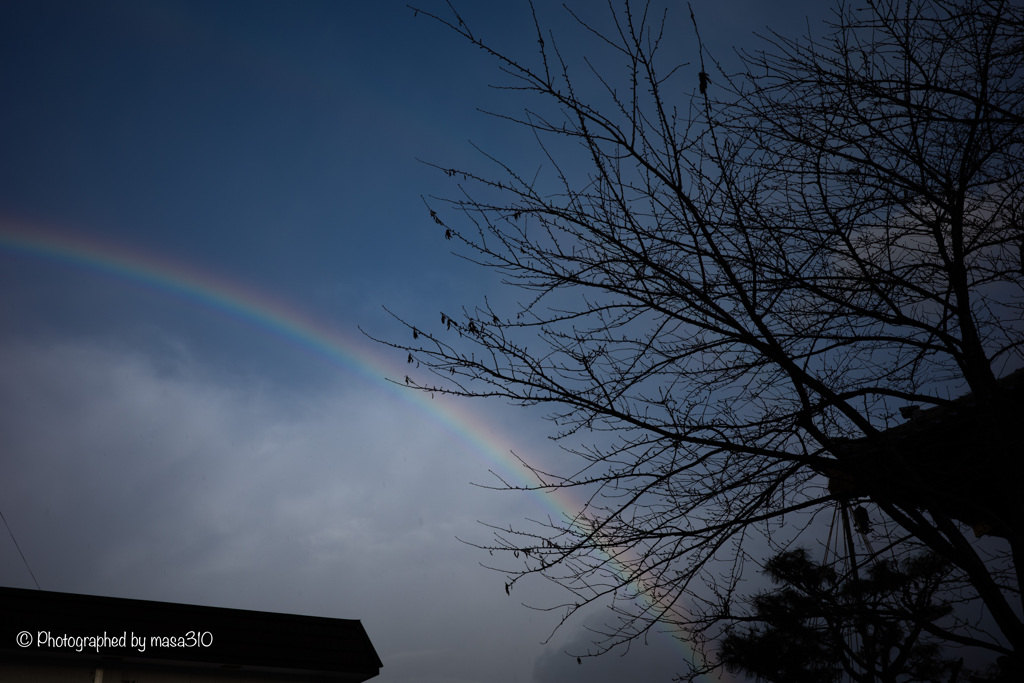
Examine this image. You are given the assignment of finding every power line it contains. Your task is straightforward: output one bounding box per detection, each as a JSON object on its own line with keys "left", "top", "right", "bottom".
{"left": 0, "top": 508, "right": 41, "bottom": 590}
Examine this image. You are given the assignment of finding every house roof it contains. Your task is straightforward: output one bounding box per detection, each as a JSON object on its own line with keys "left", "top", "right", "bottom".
{"left": 0, "top": 586, "right": 382, "bottom": 681}
{"left": 823, "top": 368, "right": 1024, "bottom": 539}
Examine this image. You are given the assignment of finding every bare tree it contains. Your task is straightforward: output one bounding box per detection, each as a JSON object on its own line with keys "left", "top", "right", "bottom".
{"left": 376, "top": 0, "right": 1023, "bottom": 677}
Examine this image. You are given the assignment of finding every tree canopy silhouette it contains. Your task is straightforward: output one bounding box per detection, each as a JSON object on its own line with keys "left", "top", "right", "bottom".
{"left": 719, "top": 548, "right": 963, "bottom": 683}
{"left": 377, "top": 0, "right": 1023, "bottom": 677}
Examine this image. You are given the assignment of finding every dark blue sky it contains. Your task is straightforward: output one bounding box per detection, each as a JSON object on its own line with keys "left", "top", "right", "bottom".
{"left": 1, "top": 2, "right": 833, "bottom": 681}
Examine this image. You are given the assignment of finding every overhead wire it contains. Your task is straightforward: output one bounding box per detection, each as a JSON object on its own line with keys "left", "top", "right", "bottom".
{"left": 0, "top": 508, "right": 41, "bottom": 590}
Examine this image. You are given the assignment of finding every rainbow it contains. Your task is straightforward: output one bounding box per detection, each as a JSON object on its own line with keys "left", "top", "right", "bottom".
{"left": 0, "top": 220, "right": 715, "bottom": 677}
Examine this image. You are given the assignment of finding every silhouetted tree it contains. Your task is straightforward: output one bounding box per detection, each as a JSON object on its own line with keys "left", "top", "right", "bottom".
{"left": 720, "top": 548, "right": 962, "bottom": 683}
{"left": 376, "top": 0, "right": 1023, "bottom": 677}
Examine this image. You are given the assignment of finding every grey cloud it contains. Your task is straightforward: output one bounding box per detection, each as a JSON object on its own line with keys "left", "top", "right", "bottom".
{"left": 0, "top": 339, "right": 540, "bottom": 680}
{"left": 0, "top": 338, "right": 696, "bottom": 682}
{"left": 532, "top": 621, "right": 693, "bottom": 683}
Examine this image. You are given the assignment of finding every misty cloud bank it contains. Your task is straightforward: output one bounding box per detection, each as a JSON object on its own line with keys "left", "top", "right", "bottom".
{"left": 0, "top": 338, "right": 686, "bottom": 682}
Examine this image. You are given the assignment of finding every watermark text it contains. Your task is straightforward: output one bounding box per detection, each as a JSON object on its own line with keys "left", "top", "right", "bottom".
{"left": 16, "top": 630, "right": 213, "bottom": 653}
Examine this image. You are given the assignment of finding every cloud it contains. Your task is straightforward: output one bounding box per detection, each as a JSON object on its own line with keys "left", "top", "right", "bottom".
{"left": 0, "top": 336, "right": 703, "bottom": 682}
{"left": 532, "top": 618, "right": 694, "bottom": 683}
{"left": 0, "top": 338, "right": 531, "bottom": 676}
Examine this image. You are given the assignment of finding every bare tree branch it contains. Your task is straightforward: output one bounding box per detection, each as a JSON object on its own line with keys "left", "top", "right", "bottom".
{"left": 378, "top": 0, "right": 1024, "bottom": 678}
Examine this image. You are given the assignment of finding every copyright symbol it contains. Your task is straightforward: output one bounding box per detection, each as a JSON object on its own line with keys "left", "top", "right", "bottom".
{"left": 16, "top": 631, "right": 32, "bottom": 647}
